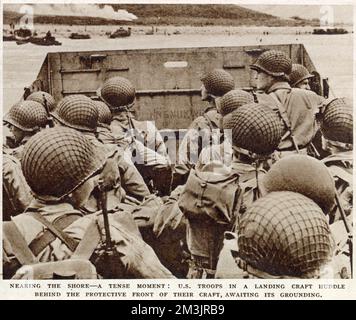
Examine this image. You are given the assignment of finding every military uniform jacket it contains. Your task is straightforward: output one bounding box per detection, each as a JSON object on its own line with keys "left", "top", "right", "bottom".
{"left": 3, "top": 152, "right": 33, "bottom": 220}
{"left": 257, "top": 82, "right": 324, "bottom": 150}
{"left": 85, "top": 134, "right": 151, "bottom": 205}
{"left": 3, "top": 200, "right": 175, "bottom": 279}
{"left": 175, "top": 103, "right": 222, "bottom": 177}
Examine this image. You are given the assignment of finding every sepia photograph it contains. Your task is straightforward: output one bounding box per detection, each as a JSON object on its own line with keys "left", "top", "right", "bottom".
{"left": 1, "top": 0, "right": 354, "bottom": 300}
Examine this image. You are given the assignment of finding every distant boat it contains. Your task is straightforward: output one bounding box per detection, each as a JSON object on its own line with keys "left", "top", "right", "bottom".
{"left": 69, "top": 33, "right": 91, "bottom": 39}
{"left": 3, "top": 34, "right": 16, "bottom": 41}
{"left": 109, "top": 27, "right": 131, "bottom": 38}
{"left": 312, "top": 28, "right": 348, "bottom": 35}
{"left": 29, "top": 36, "right": 61, "bottom": 46}
{"left": 16, "top": 32, "right": 61, "bottom": 46}
{"left": 13, "top": 28, "right": 32, "bottom": 42}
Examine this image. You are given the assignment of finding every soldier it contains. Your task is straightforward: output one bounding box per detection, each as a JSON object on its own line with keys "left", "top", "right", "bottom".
{"left": 179, "top": 103, "right": 282, "bottom": 279}
{"left": 320, "top": 98, "right": 352, "bottom": 221}
{"left": 197, "top": 89, "right": 255, "bottom": 168}
{"left": 234, "top": 191, "right": 335, "bottom": 278}
{"left": 95, "top": 100, "right": 113, "bottom": 142}
{"left": 289, "top": 63, "right": 314, "bottom": 90}
{"left": 26, "top": 91, "right": 57, "bottom": 112}
{"left": 217, "top": 155, "right": 335, "bottom": 278}
{"left": 319, "top": 98, "right": 353, "bottom": 279}
{"left": 51, "top": 95, "right": 151, "bottom": 209}
{"left": 173, "top": 69, "right": 235, "bottom": 188}
{"left": 222, "top": 102, "right": 283, "bottom": 206}
{"left": 3, "top": 100, "right": 48, "bottom": 159}
{"left": 96, "top": 76, "right": 172, "bottom": 196}
{"left": 3, "top": 127, "right": 174, "bottom": 279}
{"left": 323, "top": 119, "right": 353, "bottom": 281}
{"left": 3, "top": 151, "right": 33, "bottom": 221}
{"left": 259, "top": 154, "right": 351, "bottom": 278}
{"left": 250, "top": 50, "right": 324, "bottom": 159}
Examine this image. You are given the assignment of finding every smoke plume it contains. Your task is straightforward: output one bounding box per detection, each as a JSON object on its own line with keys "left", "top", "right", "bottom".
{"left": 4, "top": 4, "right": 137, "bottom": 21}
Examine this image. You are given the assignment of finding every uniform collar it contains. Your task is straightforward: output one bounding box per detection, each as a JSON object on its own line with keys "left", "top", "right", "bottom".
{"left": 204, "top": 100, "right": 217, "bottom": 113}
{"left": 27, "top": 198, "right": 76, "bottom": 213}
{"left": 266, "top": 81, "right": 291, "bottom": 94}
{"left": 21, "top": 135, "right": 32, "bottom": 145}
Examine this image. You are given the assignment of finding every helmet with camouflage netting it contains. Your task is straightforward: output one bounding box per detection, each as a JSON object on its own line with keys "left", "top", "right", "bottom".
{"left": 219, "top": 89, "right": 255, "bottom": 117}
{"left": 51, "top": 95, "right": 99, "bottom": 132}
{"left": 223, "top": 102, "right": 283, "bottom": 156}
{"left": 21, "top": 127, "right": 107, "bottom": 199}
{"left": 94, "top": 100, "right": 113, "bottom": 125}
{"left": 97, "top": 76, "right": 136, "bottom": 110}
{"left": 3, "top": 100, "right": 48, "bottom": 132}
{"left": 238, "top": 191, "right": 334, "bottom": 278}
{"left": 289, "top": 64, "right": 314, "bottom": 87}
{"left": 250, "top": 50, "right": 292, "bottom": 79}
{"left": 320, "top": 97, "right": 353, "bottom": 144}
{"left": 200, "top": 69, "right": 235, "bottom": 97}
{"left": 26, "top": 91, "right": 57, "bottom": 112}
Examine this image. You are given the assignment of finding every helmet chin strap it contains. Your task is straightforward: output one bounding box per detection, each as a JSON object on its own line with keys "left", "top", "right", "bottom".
{"left": 235, "top": 257, "right": 318, "bottom": 279}
{"left": 232, "top": 146, "right": 271, "bottom": 200}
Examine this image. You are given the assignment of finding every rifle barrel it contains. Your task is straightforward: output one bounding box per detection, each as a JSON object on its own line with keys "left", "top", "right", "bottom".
{"left": 98, "top": 181, "right": 113, "bottom": 250}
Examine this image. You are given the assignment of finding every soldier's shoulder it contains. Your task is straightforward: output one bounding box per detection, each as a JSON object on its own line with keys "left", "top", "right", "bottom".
{"left": 292, "top": 88, "right": 324, "bottom": 101}
{"left": 189, "top": 115, "right": 209, "bottom": 129}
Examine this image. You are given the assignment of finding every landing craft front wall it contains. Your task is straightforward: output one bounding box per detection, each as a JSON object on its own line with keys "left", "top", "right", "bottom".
{"left": 33, "top": 44, "right": 320, "bottom": 129}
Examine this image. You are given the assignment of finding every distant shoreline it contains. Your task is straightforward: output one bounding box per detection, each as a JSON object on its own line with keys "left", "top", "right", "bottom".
{"left": 3, "top": 24, "right": 352, "bottom": 39}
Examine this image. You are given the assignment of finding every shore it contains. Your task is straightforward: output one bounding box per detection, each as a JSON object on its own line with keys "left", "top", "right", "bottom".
{"left": 4, "top": 24, "right": 353, "bottom": 39}
{"left": 3, "top": 26, "right": 353, "bottom": 114}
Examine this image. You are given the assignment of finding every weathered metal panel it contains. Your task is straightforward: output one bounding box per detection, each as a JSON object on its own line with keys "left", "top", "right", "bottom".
{"left": 31, "top": 44, "right": 323, "bottom": 129}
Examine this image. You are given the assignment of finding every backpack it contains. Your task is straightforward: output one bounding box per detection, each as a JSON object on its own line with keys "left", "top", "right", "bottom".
{"left": 177, "top": 162, "right": 242, "bottom": 273}
{"left": 178, "top": 162, "right": 242, "bottom": 226}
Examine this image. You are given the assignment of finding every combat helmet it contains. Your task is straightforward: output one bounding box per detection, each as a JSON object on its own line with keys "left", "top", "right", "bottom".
{"left": 21, "top": 127, "right": 107, "bottom": 199}
{"left": 3, "top": 100, "right": 48, "bottom": 132}
{"left": 94, "top": 100, "right": 113, "bottom": 126}
{"left": 223, "top": 102, "right": 282, "bottom": 157}
{"left": 219, "top": 89, "right": 254, "bottom": 117}
{"left": 200, "top": 69, "right": 235, "bottom": 97}
{"left": 26, "top": 91, "right": 57, "bottom": 112}
{"left": 97, "top": 76, "right": 136, "bottom": 110}
{"left": 289, "top": 64, "right": 314, "bottom": 87}
{"left": 238, "top": 191, "right": 334, "bottom": 278}
{"left": 261, "top": 155, "right": 336, "bottom": 214}
{"left": 250, "top": 50, "right": 292, "bottom": 79}
{"left": 51, "top": 95, "right": 99, "bottom": 132}
{"left": 320, "top": 97, "right": 353, "bottom": 145}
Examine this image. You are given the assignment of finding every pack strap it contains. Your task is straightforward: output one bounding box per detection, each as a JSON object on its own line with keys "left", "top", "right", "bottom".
{"left": 270, "top": 91, "right": 300, "bottom": 153}
{"left": 29, "top": 213, "right": 81, "bottom": 257}
{"left": 3, "top": 221, "right": 36, "bottom": 265}
{"left": 71, "top": 219, "right": 102, "bottom": 260}
{"left": 28, "top": 212, "right": 78, "bottom": 253}
{"left": 203, "top": 113, "right": 215, "bottom": 131}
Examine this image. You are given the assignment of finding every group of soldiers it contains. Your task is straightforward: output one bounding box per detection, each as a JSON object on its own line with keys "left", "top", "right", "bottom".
{"left": 2, "top": 49, "right": 353, "bottom": 280}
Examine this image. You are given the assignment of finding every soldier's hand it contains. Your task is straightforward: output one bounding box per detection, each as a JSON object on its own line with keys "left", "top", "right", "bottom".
{"left": 99, "top": 158, "right": 120, "bottom": 191}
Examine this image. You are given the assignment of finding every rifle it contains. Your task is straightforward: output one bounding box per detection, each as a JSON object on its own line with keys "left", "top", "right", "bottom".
{"left": 307, "top": 141, "right": 321, "bottom": 159}
{"left": 42, "top": 93, "right": 54, "bottom": 128}
{"left": 95, "top": 179, "right": 126, "bottom": 279}
{"left": 334, "top": 193, "right": 353, "bottom": 277}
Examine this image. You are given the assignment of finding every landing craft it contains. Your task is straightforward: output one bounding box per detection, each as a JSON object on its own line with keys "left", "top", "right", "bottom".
{"left": 109, "top": 27, "right": 131, "bottom": 38}
{"left": 17, "top": 44, "right": 329, "bottom": 156}
{"left": 16, "top": 33, "right": 62, "bottom": 46}
{"left": 69, "top": 32, "right": 91, "bottom": 39}
{"left": 313, "top": 28, "right": 348, "bottom": 35}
